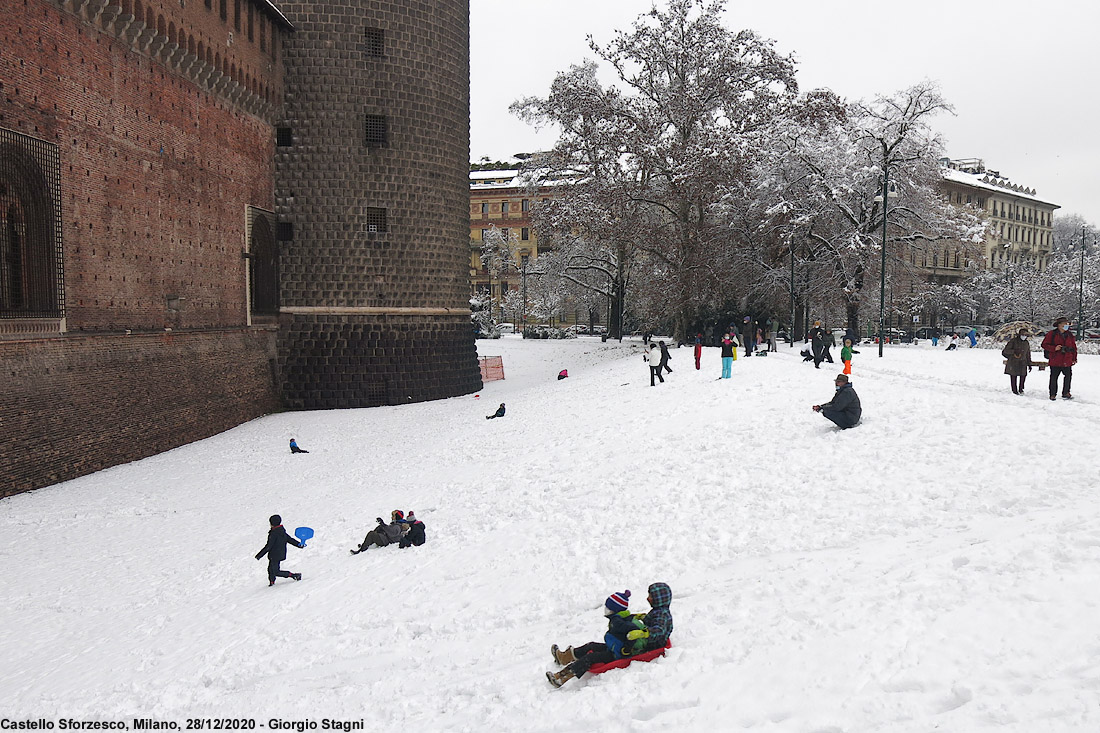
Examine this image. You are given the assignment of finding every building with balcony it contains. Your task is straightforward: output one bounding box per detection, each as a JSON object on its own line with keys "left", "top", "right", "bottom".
{"left": 940, "top": 158, "right": 1059, "bottom": 274}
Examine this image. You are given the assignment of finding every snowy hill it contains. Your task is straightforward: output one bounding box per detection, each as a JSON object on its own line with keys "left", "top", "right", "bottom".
{"left": 2, "top": 336, "right": 1099, "bottom": 731}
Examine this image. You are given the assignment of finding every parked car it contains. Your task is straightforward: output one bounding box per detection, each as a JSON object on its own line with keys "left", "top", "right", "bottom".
{"left": 591, "top": 325, "right": 608, "bottom": 335}
{"left": 497, "top": 323, "right": 516, "bottom": 334}
{"left": 564, "top": 324, "right": 590, "bottom": 335}
{"left": 915, "top": 327, "right": 942, "bottom": 339}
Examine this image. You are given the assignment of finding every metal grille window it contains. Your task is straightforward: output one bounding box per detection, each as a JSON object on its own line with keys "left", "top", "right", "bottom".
{"left": 366, "top": 208, "right": 387, "bottom": 234}
{"left": 247, "top": 208, "right": 279, "bottom": 316}
{"left": 0, "top": 128, "right": 64, "bottom": 318}
{"left": 276, "top": 222, "right": 294, "bottom": 241}
{"left": 364, "top": 114, "right": 388, "bottom": 148}
{"left": 276, "top": 127, "right": 293, "bottom": 147}
{"left": 364, "top": 27, "right": 385, "bottom": 57}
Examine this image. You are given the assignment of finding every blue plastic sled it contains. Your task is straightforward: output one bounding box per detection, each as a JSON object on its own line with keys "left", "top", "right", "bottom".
{"left": 294, "top": 526, "right": 314, "bottom": 547}
{"left": 588, "top": 640, "right": 671, "bottom": 675}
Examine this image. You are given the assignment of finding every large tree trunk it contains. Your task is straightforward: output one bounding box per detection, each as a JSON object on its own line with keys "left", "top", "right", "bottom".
{"left": 845, "top": 300, "right": 861, "bottom": 340}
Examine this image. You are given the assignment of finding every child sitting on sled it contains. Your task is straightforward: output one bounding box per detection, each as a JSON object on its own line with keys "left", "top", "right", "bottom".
{"left": 546, "top": 582, "right": 673, "bottom": 687}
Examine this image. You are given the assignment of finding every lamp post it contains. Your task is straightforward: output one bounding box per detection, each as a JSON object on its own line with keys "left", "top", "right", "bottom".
{"left": 789, "top": 241, "right": 796, "bottom": 347}
{"left": 521, "top": 254, "right": 529, "bottom": 334}
{"left": 874, "top": 153, "right": 897, "bottom": 358}
{"left": 1078, "top": 226, "right": 1087, "bottom": 339}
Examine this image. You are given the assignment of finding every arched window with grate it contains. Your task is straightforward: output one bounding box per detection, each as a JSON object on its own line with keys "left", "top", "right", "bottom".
{"left": 248, "top": 210, "right": 278, "bottom": 316}
{"left": 0, "top": 129, "right": 63, "bottom": 319}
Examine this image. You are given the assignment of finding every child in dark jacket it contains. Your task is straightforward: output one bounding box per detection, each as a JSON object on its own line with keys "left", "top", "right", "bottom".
{"left": 546, "top": 583, "right": 674, "bottom": 687}
{"left": 398, "top": 511, "right": 427, "bottom": 548}
{"left": 255, "top": 514, "right": 303, "bottom": 586}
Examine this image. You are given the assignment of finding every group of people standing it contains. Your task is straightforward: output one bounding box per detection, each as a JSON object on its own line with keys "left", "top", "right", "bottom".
{"left": 1001, "top": 317, "right": 1078, "bottom": 399}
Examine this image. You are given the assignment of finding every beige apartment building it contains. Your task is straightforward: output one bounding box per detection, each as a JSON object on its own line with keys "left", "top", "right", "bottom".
{"left": 939, "top": 158, "right": 1059, "bottom": 277}
{"left": 468, "top": 169, "right": 551, "bottom": 299}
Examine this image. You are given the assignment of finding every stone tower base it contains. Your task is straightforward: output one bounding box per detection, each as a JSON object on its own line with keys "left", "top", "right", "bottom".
{"left": 277, "top": 311, "right": 482, "bottom": 410}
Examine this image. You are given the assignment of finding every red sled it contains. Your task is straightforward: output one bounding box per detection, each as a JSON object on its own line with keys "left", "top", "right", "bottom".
{"left": 588, "top": 640, "right": 672, "bottom": 675}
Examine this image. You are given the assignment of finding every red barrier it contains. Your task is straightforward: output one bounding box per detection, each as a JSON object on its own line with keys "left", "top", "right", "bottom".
{"left": 479, "top": 356, "right": 505, "bottom": 382}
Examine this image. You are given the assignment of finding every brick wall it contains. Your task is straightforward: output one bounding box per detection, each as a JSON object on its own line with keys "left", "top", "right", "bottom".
{"left": 0, "top": 328, "right": 279, "bottom": 498}
{"left": 1, "top": 0, "right": 283, "bottom": 332}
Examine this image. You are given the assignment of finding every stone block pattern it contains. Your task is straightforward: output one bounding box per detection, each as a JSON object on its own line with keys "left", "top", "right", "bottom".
{"left": 279, "top": 314, "right": 480, "bottom": 409}
{"left": 0, "top": 329, "right": 279, "bottom": 497}
{"left": 3, "top": 0, "right": 281, "bottom": 333}
{"left": 275, "top": 0, "right": 481, "bottom": 406}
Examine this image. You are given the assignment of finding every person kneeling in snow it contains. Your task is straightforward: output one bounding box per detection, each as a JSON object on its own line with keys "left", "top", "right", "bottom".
{"left": 486, "top": 402, "right": 506, "bottom": 419}
{"left": 350, "top": 510, "right": 409, "bottom": 554}
{"left": 546, "top": 582, "right": 673, "bottom": 688}
{"left": 812, "top": 374, "right": 862, "bottom": 429}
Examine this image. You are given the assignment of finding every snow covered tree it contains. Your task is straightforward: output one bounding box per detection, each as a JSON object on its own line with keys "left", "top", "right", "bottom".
{"left": 748, "top": 83, "right": 986, "bottom": 337}
{"left": 512, "top": 0, "right": 797, "bottom": 341}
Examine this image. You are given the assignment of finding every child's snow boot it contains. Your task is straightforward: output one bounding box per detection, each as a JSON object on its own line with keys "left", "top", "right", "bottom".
{"left": 546, "top": 667, "right": 576, "bottom": 688}
{"left": 551, "top": 644, "right": 575, "bottom": 665}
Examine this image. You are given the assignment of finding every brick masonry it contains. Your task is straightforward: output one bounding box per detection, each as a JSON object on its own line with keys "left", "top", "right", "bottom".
{"left": 0, "top": 328, "right": 279, "bottom": 498}
{"left": 0, "top": 0, "right": 479, "bottom": 495}
{"left": 1, "top": 0, "right": 284, "bottom": 495}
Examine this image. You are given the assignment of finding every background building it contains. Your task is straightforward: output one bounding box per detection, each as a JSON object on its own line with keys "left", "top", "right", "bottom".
{"left": 941, "top": 158, "right": 1059, "bottom": 273}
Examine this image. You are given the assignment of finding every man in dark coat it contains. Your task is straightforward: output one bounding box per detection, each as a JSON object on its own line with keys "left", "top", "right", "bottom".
{"left": 1041, "top": 317, "right": 1077, "bottom": 400}
{"left": 255, "top": 514, "right": 303, "bottom": 586}
{"left": 741, "top": 316, "right": 755, "bottom": 357}
{"left": 658, "top": 341, "right": 673, "bottom": 374}
{"left": 812, "top": 374, "right": 862, "bottom": 429}
{"left": 809, "top": 322, "right": 825, "bottom": 368}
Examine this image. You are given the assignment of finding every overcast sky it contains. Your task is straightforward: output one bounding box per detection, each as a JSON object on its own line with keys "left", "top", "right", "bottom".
{"left": 470, "top": 0, "right": 1100, "bottom": 235}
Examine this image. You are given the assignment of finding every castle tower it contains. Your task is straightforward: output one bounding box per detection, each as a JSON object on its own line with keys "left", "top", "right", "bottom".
{"left": 275, "top": 0, "right": 481, "bottom": 408}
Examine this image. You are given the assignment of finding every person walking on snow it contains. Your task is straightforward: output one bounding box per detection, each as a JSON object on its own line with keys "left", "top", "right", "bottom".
{"left": 486, "top": 403, "right": 506, "bottom": 419}
{"left": 643, "top": 341, "right": 665, "bottom": 386}
{"left": 768, "top": 318, "right": 779, "bottom": 351}
{"left": 547, "top": 583, "right": 674, "bottom": 688}
{"left": 741, "top": 316, "right": 755, "bottom": 358}
{"left": 1002, "top": 328, "right": 1034, "bottom": 395}
{"left": 255, "top": 514, "right": 303, "bottom": 586}
{"left": 694, "top": 334, "right": 703, "bottom": 370}
{"left": 658, "top": 341, "right": 673, "bottom": 375}
{"left": 841, "top": 338, "right": 854, "bottom": 375}
{"left": 967, "top": 327, "right": 978, "bottom": 347}
{"left": 289, "top": 438, "right": 309, "bottom": 454}
{"left": 812, "top": 374, "right": 862, "bottom": 429}
{"left": 810, "top": 321, "right": 825, "bottom": 368}
{"left": 1042, "top": 317, "right": 1077, "bottom": 400}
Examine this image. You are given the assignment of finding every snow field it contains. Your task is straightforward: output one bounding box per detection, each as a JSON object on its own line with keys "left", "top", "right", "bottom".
{"left": 2, "top": 336, "right": 1099, "bottom": 731}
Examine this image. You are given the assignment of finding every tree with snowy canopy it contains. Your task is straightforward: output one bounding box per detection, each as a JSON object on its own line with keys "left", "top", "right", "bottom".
{"left": 512, "top": 0, "right": 797, "bottom": 342}
{"left": 744, "top": 82, "right": 986, "bottom": 337}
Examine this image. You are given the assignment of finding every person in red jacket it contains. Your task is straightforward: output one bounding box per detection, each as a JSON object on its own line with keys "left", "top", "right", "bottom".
{"left": 1041, "top": 317, "right": 1078, "bottom": 400}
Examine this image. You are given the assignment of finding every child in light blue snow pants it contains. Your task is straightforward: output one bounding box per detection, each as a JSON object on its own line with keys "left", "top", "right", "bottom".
{"left": 721, "top": 356, "right": 733, "bottom": 378}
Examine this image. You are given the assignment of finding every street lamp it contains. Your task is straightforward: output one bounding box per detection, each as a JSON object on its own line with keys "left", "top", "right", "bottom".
{"left": 874, "top": 157, "right": 898, "bottom": 358}
{"left": 521, "top": 254, "right": 529, "bottom": 334}
{"left": 1078, "top": 225, "right": 1088, "bottom": 339}
{"left": 789, "top": 241, "right": 796, "bottom": 347}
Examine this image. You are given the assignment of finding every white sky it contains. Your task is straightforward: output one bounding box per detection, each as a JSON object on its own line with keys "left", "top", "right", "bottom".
{"left": 471, "top": 0, "right": 1100, "bottom": 233}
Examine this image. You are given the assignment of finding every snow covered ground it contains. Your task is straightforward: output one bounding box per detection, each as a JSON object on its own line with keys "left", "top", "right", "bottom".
{"left": 3, "top": 335, "right": 1100, "bottom": 732}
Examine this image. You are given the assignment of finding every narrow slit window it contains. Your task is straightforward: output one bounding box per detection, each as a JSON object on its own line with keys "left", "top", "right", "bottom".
{"left": 276, "top": 222, "right": 294, "bottom": 241}
{"left": 276, "top": 127, "right": 293, "bottom": 147}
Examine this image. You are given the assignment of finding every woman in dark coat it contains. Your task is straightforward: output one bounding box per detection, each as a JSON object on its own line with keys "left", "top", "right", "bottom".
{"left": 1001, "top": 328, "right": 1034, "bottom": 395}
